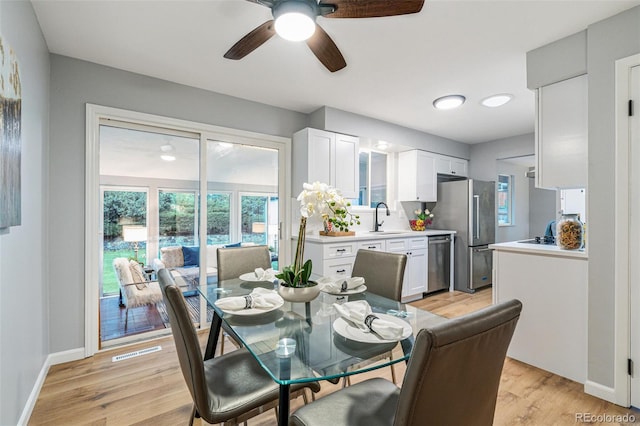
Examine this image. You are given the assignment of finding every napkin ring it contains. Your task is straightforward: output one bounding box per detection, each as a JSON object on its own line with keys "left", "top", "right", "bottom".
{"left": 364, "top": 314, "right": 379, "bottom": 330}
{"left": 244, "top": 295, "right": 253, "bottom": 309}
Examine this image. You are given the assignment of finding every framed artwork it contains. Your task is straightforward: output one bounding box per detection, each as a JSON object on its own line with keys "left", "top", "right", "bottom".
{"left": 0, "top": 35, "right": 21, "bottom": 228}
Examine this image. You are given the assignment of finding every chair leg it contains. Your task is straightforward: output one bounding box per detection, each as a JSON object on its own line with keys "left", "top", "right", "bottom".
{"left": 189, "top": 404, "right": 196, "bottom": 426}
{"left": 389, "top": 351, "right": 397, "bottom": 384}
{"left": 220, "top": 333, "right": 225, "bottom": 355}
{"left": 124, "top": 308, "right": 129, "bottom": 330}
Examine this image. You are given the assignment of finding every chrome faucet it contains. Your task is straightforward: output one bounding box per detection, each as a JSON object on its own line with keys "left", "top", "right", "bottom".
{"left": 374, "top": 202, "right": 390, "bottom": 232}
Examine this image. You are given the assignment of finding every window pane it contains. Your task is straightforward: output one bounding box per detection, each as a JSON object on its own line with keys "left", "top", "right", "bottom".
{"left": 497, "top": 174, "right": 512, "bottom": 226}
{"left": 102, "top": 189, "right": 147, "bottom": 295}
{"left": 370, "top": 151, "right": 387, "bottom": 207}
{"left": 159, "top": 190, "right": 197, "bottom": 247}
{"left": 207, "top": 193, "right": 231, "bottom": 245}
{"left": 241, "top": 194, "right": 268, "bottom": 244}
{"left": 358, "top": 151, "right": 369, "bottom": 206}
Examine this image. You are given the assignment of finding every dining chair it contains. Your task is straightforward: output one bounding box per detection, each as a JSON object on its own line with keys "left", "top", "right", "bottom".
{"left": 217, "top": 245, "right": 272, "bottom": 281}
{"left": 289, "top": 299, "right": 522, "bottom": 426}
{"left": 216, "top": 245, "right": 273, "bottom": 353}
{"left": 350, "top": 249, "right": 407, "bottom": 383}
{"left": 352, "top": 249, "right": 406, "bottom": 302}
{"left": 158, "top": 269, "right": 320, "bottom": 426}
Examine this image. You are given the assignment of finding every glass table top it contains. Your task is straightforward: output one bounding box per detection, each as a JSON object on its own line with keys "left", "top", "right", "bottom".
{"left": 198, "top": 279, "right": 447, "bottom": 385}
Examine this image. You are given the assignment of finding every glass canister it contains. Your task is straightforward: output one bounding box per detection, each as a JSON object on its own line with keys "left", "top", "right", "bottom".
{"left": 556, "top": 213, "right": 584, "bottom": 250}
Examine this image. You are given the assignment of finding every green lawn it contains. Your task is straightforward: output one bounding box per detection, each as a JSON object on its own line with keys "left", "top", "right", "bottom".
{"left": 103, "top": 249, "right": 146, "bottom": 295}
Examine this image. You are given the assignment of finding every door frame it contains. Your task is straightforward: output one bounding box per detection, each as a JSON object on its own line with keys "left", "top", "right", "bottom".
{"left": 612, "top": 53, "right": 640, "bottom": 406}
{"left": 86, "top": 104, "right": 292, "bottom": 356}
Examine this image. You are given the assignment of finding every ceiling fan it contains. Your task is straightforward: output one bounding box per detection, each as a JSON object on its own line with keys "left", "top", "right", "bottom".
{"left": 224, "top": 0, "right": 425, "bottom": 72}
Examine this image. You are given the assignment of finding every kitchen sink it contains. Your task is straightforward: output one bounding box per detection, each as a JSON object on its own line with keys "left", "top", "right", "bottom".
{"left": 368, "top": 230, "right": 405, "bottom": 234}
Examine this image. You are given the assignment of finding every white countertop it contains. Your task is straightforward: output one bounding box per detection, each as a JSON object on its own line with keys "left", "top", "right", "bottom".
{"left": 300, "top": 229, "right": 457, "bottom": 243}
{"left": 490, "top": 241, "right": 588, "bottom": 259}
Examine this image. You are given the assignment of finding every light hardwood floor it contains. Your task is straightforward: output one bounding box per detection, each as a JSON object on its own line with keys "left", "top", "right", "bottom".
{"left": 30, "top": 288, "right": 639, "bottom": 425}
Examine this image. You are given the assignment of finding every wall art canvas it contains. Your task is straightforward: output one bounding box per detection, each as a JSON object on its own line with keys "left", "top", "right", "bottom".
{"left": 0, "top": 35, "right": 21, "bottom": 228}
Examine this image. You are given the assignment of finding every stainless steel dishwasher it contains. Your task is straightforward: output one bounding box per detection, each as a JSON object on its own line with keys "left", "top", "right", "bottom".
{"left": 427, "top": 235, "right": 451, "bottom": 293}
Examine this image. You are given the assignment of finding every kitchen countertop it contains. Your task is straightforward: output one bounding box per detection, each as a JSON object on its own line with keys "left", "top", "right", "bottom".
{"left": 490, "top": 241, "right": 588, "bottom": 259}
{"left": 300, "top": 229, "right": 457, "bottom": 243}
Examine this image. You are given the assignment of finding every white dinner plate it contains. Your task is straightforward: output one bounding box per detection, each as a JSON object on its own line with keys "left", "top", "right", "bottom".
{"left": 218, "top": 298, "right": 284, "bottom": 316}
{"left": 332, "top": 313, "right": 412, "bottom": 343}
{"left": 321, "top": 284, "right": 368, "bottom": 295}
{"left": 239, "top": 271, "right": 279, "bottom": 282}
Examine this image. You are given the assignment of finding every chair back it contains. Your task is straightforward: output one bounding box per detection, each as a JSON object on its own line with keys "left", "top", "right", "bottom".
{"left": 157, "top": 269, "right": 210, "bottom": 415}
{"left": 217, "top": 245, "right": 272, "bottom": 281}
{"left": 394, "top": 299, "right": 522, "bottom": 426}
{"left": 351, "top": 249, "right": 406, "bottom": 301}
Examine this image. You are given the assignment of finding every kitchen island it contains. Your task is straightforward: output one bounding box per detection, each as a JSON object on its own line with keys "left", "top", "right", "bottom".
{"left": 490, "top": 240, "right": 588, "bottom": 384}
{"left": 299, "top": 229, "right": 456, "bottom": 302}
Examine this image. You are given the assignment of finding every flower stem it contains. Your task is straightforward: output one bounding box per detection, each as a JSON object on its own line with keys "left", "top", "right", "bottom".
{"left": 294, "top": 217, "right": 307, "bottom": 277}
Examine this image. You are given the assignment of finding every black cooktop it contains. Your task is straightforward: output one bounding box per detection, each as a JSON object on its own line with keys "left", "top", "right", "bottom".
{"left": 518, "top": 236, "right": 556, "bottom": 245}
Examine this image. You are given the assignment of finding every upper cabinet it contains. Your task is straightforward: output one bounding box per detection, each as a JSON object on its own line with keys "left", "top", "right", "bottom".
{"left": 397, "top": 150, "right": 437, "bottom": 202}
{"left": 535, "top": 74, "right": 588, "bottom": 189}
{"left": 434, "top": 154, "right": 468, "bottom": 177}
{"left": 293, "top": 128, "right": 359, "bottom": 198}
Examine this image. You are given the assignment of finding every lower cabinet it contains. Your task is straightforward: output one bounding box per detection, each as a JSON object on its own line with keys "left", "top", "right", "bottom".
{"left": 386, "top": 237, "right": 428, "bottom": 302}
{"left": 303, "top": 236, "right": 429, "bottom": 302}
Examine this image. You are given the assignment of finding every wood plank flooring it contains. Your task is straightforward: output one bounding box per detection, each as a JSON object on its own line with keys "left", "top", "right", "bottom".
{"left": 30, "top": 288, "right": 639, "bottom": 425}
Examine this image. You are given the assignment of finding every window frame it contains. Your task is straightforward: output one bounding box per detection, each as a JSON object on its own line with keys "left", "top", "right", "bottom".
{"left": 497, "top": 173, "right": 514, "bottom": 227}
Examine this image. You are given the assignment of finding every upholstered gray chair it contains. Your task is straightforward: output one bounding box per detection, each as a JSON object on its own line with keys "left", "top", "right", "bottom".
{"left": 290, "top": 299, "right": 522, "bottom": 426}
{"left": 216, "top": 245, "right": 273, "bottom": 353}
{"left": 352, "top": 249, "right": 407, "bottom": 302}
{"left": 350, "top": 249, "right": 407, "bottom": 383}
{"left": 217, "top": 245, "right": 272, "bottom": 281}
{"left": 158, "top": 269, "right": 320, "bottom": 426}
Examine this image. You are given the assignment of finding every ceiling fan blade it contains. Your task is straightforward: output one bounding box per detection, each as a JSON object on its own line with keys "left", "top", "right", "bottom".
{"left": 224, "top": 20, "right": 276, "bottom": 60}
{"left": 306, "top": 25, "right": 346, "bottom": 72}
{"left": 321, "top": 0, "right": 424, "bottom": 18}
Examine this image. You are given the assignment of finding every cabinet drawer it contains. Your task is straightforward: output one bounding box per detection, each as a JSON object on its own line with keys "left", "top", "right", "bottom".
{"left": 407, "top": 237, "right": 428, "bottom": 250}
{"left": 386, "top": 238, "right": 408, "bottom": 252}
{"left": 324, "top": 258, "right": 354, "bottom": 277}
{"left": 325, "top": 242, "right": 357, "bottom": 258}
{"left": 357, "top": 240, "right": 385, "bottom": 252}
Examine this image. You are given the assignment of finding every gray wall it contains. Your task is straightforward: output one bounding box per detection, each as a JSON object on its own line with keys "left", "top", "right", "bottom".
{"left": 316, "top": 106, "right": 470, "bottom": 159}
{"left": 529, "top": 180, "right": 558, "bottom": 238}
{"left": 0, "top": 2, "right": 50, "bottom": 424}
{"left": 586, "top": 6, "right": 640, "bottom": 387}
{"left": 48, "top": 55, "right": 309, "bottom": 353}
{"left": 468, "top": 133, "right": 535, "bottom": 181}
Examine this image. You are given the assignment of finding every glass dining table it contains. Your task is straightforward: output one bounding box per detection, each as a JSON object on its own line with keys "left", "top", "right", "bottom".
{"left": 197, "top": 278, "right": 447, "bottom": 426}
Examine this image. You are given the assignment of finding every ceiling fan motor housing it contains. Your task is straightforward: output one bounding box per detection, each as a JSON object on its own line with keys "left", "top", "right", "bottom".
{"left": 272, "top": 0, "right": 318, "bottom": 21}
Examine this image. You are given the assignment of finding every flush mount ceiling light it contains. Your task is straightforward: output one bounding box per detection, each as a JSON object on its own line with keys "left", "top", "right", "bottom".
{"left": 273, "top": 0, "right": 316, "bottom": 42}
{"left": 374, "top": 141, "right": 389, "bottom": 150}
{"left": 160, "top": 154, "right": 176, "bottom": 162}
{"left": 433, "top": 95, "right": 466, "bottom": 110}
{"left": 481, "top": 94, "right": 513, "bottom": 108}
{"left": 160, "top": 143, "right": 176, "bottom": 161}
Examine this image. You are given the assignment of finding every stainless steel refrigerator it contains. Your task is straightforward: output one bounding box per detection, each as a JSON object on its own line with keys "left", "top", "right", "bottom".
{"left": 431, "top": 179, "right": 495, "bottom": 293}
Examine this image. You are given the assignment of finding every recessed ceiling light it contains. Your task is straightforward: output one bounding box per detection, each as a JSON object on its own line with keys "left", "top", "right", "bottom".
{"left": 160, "top": 154, "right": 176, "bottom": 162}
{"left": 433, "top": 95, "right": 466, "bottom": 110}
{"left": 481, "top": 94, "right": 513, "bottom": 108}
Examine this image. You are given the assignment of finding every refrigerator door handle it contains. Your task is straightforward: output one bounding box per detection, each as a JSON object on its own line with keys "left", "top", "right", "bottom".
{"left": 474, "top": 194, "right": 480, "bottom": 239}
{"left": 473, "top": 247, "right": 492, "bottom": 252}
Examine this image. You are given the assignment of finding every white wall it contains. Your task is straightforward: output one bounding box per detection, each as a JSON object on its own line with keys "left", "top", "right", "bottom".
{"left": 495, "top": 161, "right": 530, "bottom": 243}
{"left": 0, "top": 2, "right": 50, "bottom": 424}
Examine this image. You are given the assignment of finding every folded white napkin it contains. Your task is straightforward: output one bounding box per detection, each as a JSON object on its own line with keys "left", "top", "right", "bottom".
{"left": 215, "top": 287, "right": 283, "bottom": 311}
{"left": 333, "top": 300, "right": 404, "bottom": 340}
{"left": 319, "top": 276, "right": 365, "bottom": 293}
{"left": 253, "top": 267, "right": 277, "bottom": 282}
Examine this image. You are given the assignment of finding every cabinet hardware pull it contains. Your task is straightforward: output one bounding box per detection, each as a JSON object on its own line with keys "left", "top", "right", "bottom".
{"left": 336, "top": 248, "right": 346, "bottom": 252}
{"left": 368, "top": 246, "right": 376, "bottom": 249}
{"left": 337, "top": 269, "right": 346, "bottom": 273}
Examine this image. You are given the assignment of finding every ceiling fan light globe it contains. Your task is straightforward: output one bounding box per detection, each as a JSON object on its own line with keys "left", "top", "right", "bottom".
{"left": 275, "top": 12, "right": 316, "bottom": 41}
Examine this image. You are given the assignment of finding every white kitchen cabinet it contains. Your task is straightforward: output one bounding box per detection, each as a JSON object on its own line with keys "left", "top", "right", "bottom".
{"left": 535, "top": 74, "right": 588, "bottom": 189}
{"left": 387, "top": 236, "right": 429, "bottom": 302}
{"left": 293, "top": 128, "right": 359, "bottom": 198}
{"left": 397, "top": 150, "right": 437, "bottom": 201}
{"left": 435, "top": 154, "right": 468, "bottom": 177}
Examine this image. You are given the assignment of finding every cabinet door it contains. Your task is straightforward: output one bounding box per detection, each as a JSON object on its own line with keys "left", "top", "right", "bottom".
{"left": 450, "top": 158, "right": 468, "bottom": 177}
{"left": 357, "top": 240, "right": 386, "bottom": 252}
{"left": 536, "top": 75, "right": 587, "bottom": 189}
{"left": 402, "top": 248, "right": 428, "bottom": 298}
{"left": 324, "top": 258, "right": 354, "bottom": 278}
{"left": 416, "top": 151, "right": 437, "bottom": 201}
{"left": 307, "top": 129, "right": 333, "bottom": 186}
{"left": 334, "top": 133, "right": 359, "bottom": 198}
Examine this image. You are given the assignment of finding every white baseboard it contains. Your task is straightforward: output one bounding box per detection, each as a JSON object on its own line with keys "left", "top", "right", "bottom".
{"left": 584, "top": 380, "right": 621, "bottom": 405}
{"left": 17, "top": 348, "right": 85, "bottom": 425}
